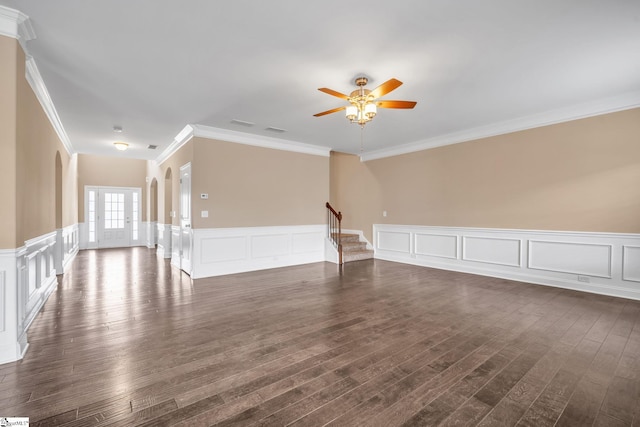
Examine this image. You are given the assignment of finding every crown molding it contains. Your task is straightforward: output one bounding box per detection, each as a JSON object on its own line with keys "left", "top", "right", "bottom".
{"left": 1, "top": 5, "right": 73, "bottom": 155}
{"left": 156, "top": 124, "right": 195, "bottom": 165}
{"left": 25, "top": 57, "right": 74, "bottom": 155}
{"left": 360, "top": 91, "right": 640, "bottom": 162}
{"left": 0, "top": 5, "right": 35, "bottom": 52}
{"left": 157, "top": 124, "right": 331, "bottom": 165}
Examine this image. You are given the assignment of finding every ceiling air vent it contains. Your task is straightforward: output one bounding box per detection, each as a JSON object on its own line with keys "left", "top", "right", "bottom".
{"left": 265, "top": 126, "right": 286, "bottom": 133}
{"left": 230, "top": 119, "right": 255, "bottom": 127}
{"left": 147, "top": 144, "right": 157, "bottom": 150}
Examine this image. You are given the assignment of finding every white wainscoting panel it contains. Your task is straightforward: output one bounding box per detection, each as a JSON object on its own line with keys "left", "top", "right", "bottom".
{"left": 54, "top": 224, "right": 79, "bottom": 274}
{"left": 251, "top": 234, "right": 289, "bottom": 259}
{"left": 374, "top": 224, "right": 640, "bottom": 301}
{"left": 0, "top": 271, "right": 5, "bottom": 333}
{"left": 146, "top": 221, "right": 157, "bottom": 248}
{"left": 201, "top": 236, "right": 246, "bottom": 264}
{"left": 377, "top": 231, "right": 411, "bottom": 253}
{"left": 293, "top": 232, "right": 325, "bottom": 254}
{"left": 0, "top": 249, "right": 19, "bottom": 364}
{"left": 156, "top": 223, "right": 173, "bottom": 259}
{"left": 622, "top": 246, "right": 640, "bottom": 283}
{"left": 170, "top": 225, "right": 181, "bottom": 269}
{"left": 0, "top": 229, "right": 69, "bottom": 364}
{"left": 529, "top": 240, "right": 611, "bottom": 278}
{"left": 463, "top": 236, "right": 521, "bottom": 267}
{"left": 191, "top": 225, "right": 325, "bottom": 278}
{"left": 415, "top": 233, "right": 458, "bottom": 259}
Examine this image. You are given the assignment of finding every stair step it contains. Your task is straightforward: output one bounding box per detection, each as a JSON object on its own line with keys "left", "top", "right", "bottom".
{"left": 341, "top": 241, "right": 367, "bottom": 252}
{"left": 331, "top": 233, "right": 360, "bottom": 243}
{"left": 343, "top": 249, "right": 374, "bottom": 262}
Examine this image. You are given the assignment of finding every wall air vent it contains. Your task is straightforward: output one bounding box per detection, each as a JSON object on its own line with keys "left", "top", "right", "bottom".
{"left": 230, "top": 119, "right": 255, "bottom": 127}
{"left": 147, "top": 144, "right": 158, "bottom": 149}
{"left": 265, "top": 126, "right": 286, "bottom": 133}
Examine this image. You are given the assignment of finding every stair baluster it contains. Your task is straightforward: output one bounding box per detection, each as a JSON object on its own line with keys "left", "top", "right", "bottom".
{"left": 325, "top": 202, "right": 343, "bottom": 265}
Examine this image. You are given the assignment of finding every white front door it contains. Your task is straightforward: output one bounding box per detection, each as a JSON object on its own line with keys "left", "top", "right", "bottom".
{"left": 179, "top": 163, "right": 192, "bottom": 274}
{"left": 89, "top": 187, "right": 141, "bottom": 248}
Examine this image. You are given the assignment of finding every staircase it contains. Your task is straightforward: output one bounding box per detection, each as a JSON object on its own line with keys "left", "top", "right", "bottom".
{"left": 337, "top": 233, "right": 374, "bottom": 262}
{"left": 326, "top": 202, "right": 374, "bottom": 264}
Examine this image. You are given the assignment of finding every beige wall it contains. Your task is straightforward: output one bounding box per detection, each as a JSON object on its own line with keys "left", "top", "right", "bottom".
{"left": 0, "top": 36, "right": 78, "bottom": 247}
{"left": 191, "top": 138, "right": 329, "bottom": 228}
{"left": 332, "top": 108, "right": 640, "bottom": 242}
{"left": 77, "top": 154, "right": 148, "bottom": 221}
{"left": 152, "top": 141, "right": 193, "bottom": 226}
{"left": 0, "top": 36, "right": 18, "bottom": 248}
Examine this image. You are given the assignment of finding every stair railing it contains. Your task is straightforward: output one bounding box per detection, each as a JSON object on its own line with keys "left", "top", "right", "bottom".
{"left": 326, "top": 202, "right": 343, "bottom": 265}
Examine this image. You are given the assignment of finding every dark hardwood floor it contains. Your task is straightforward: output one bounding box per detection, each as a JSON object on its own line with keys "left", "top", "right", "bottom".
{"left": 0, "top": 247, "right": 639, "bottom": 426}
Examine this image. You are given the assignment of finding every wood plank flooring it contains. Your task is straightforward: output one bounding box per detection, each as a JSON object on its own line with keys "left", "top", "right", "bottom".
{"left": 1, "top": 247, "right": 639, "bottom": 426}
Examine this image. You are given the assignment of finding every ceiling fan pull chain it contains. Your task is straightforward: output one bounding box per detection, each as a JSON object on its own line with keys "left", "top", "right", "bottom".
{"left": 360, "top": 125, "right": 365, "bottom": 153}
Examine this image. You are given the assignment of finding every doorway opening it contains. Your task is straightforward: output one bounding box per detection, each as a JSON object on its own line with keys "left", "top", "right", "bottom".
{"left": 85, "top": 186, "right": 142, "bottom": 249}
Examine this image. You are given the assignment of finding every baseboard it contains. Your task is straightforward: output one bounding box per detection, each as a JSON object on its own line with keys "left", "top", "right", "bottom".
{"left": 191, "top": 225, "right": 326, "bottom": 278}
{"left": 374, "top": 224, "right": 640, "bottom": 301}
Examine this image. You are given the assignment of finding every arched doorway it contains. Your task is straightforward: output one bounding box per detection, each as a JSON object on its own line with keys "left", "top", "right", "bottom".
{"left": 160, "top": 168, "right": 172, "bottom": 258}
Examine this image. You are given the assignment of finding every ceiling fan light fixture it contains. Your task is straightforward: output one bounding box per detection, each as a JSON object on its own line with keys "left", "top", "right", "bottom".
{"left": 114, "top": 141, "right": 129, "bottom": 151}
{"left": 364, "top": 103, "right": 377, "bottom": 119}
{"left": 315, "top": 76, "right": 416, "bottom": 129}
{"left": 346, "top": 105, "right": 358, "bottom": 121}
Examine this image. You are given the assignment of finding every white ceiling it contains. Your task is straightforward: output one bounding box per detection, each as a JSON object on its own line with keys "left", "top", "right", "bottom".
{"left": 2, "top": 0, "right": 640, "bottom": 161}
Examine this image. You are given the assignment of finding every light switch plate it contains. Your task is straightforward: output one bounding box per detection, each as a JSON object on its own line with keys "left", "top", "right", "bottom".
{"left": 201, "top": 210, "right": 209, "bottom": 218}
{"left": 200, "top": 193, "right": 208, "bottom": 199}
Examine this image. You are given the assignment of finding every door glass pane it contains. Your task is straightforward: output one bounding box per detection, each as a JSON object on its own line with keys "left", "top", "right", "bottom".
{"left": 88, "top": 190, "right": 96, "bottom": 242}
{"left": 132, "top": 192, "right": 139, "bottom": 240}
{"left": 105, "top": 192, "right": 125, "bottom": 230}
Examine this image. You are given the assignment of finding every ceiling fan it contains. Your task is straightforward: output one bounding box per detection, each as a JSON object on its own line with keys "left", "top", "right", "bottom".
{"left": 314, "top": 76, "right": 417, "bottom": 127}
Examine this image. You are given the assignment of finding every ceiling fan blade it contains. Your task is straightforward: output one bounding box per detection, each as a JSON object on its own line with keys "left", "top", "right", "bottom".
{"left": 318, "top": 87, "right": 350, "bottom": 100}
{"left": 369, "top": 78, "right": 403, "bottom": 99}
{"left": 376, "top": 100, "right": 417, "bottom": 109}
{"left": 313, "top": 106, "right": 346, "bottom": 117}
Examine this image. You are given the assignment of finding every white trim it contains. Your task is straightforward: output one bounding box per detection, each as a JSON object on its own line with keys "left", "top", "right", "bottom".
{"left": 191, "top": 225, "right": 326, "bottom": 278}
{"left": 170, "top": 225, "right": 181, "bottom": 268}
{"left": 156, "top": 223, "right": 173, "bottom": 258}
{"left": 0, "top": 229, "right": 71, "bottom": 364}
{"left": 157, "top": 124, "right": 331, "bottom": 164}
{"left": 146, "top": 221, "right": 157, "bottom": 248}
{"left": 374, "top": 224, "right": 640, "bottom": 301}
{"left": 0, "top": 5, "right": 35, "bottom": 51}
{"left": 360, "top": 93, "right": 640, "bottom": 162}
{"left": 156, "top": 124, "right": 195, "bottom": 165}
{"left": 25, "top": 57, "right": 74, "bottom": 155}
{"left": 83, "top": 186, "right": 143, "bottom": 249}
{"left": 24, "top": 231, "right": 57, "bottom": 248}
{"left": 2, "top": 5, "right": 73, "bottom": 156}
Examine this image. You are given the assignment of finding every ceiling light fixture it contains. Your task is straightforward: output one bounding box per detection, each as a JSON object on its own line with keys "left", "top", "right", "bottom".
{"left": 314, "top": 76, "right": 417, "bottom": 128}
{"left": 114, "top": 142, "right": 129, "bottom": 151}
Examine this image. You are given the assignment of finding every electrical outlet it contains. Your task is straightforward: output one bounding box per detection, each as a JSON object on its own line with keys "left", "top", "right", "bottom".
{"left": 577, "top": 275, "right": 590, "bottom": 283}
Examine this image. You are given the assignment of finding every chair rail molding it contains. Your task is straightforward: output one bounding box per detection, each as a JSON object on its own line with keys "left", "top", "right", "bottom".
{"left": 374, "top": 224, "right": 640, "bottom": 301}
